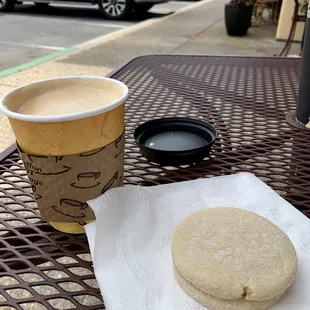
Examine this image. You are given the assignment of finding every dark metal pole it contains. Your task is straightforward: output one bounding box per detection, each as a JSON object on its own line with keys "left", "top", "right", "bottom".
{"left": 296, "top": 10, "right": 310, "bottom": 125}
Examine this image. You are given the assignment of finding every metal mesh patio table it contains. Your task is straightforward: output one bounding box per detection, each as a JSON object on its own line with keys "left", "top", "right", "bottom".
{"left": 0, "top": 55, "right": 309, "bottom": 310}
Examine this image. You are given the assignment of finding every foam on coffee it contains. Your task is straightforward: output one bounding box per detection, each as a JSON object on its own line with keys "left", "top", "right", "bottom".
{"left": 4, "top": 78, "right": 124, "bottom": 116}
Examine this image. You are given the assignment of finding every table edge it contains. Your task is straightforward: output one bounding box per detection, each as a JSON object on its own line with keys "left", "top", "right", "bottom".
{"left": 106, "top": 54, "right": 300, "bottom": 77}
{"left": 0, "top": 142, "right": 17, "bottom": 163}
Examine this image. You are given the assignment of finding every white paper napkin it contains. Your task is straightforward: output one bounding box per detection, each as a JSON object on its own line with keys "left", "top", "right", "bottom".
{"left": 85, "top": 172, "right": 310, "bottom": 310}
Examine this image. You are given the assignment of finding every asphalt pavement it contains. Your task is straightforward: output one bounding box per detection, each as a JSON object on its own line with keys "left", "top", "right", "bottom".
{"left": 0, "top": 0, "right": 191, "bottom": 71}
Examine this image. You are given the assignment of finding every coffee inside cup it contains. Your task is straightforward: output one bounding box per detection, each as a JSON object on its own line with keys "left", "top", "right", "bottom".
{"left": 3, "top": 78, "right": 125, "bottom": 116}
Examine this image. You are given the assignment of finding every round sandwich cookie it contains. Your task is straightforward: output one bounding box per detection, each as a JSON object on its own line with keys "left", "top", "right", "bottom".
{"left": 171, "top": 207, "right": 297, "bottom": 302}
{"left": 174, "top": 265, "right": 283, "bottom": 310}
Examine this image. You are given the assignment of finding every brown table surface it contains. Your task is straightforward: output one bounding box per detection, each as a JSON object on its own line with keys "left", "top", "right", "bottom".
{"left": 0, "top": 55, "right": 310, "bottom": 310}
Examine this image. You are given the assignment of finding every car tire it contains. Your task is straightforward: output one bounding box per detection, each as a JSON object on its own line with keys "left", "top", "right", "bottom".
{"left": 98, "top": 0, "right": 132, "bottom": 20}
{"left": 0, "top": 0, "right": 15, "bottom": 12}
{"left": 134, "top": 3, "right": 153, "bottom": 14}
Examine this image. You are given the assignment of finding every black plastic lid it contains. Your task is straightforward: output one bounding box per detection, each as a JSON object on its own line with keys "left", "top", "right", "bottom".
{"left": 134, "top": 117, "right": 217, "bottom": 165}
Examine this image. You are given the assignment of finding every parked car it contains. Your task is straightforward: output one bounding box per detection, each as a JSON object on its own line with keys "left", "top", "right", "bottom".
{"left": 0, "top": 0, "right": 168, "bottom": 19}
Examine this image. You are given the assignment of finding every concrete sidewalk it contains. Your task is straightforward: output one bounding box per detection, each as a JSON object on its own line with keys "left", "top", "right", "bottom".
{"left": 0, "top": 0, "right": 300, "bottom": 151}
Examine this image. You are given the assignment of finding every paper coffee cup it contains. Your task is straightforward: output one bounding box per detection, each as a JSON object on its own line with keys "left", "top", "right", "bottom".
{"left": 0, "top": 76, "right": 128, "bottom": 234}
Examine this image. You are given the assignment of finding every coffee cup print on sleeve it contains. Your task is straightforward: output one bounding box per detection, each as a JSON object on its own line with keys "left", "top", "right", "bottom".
{"left": 52, "top": 198, "right": 89, "bottom": 219}
{"left": 71, "top": 172, "right": 101, "bottom": 189}
{"left": 26, "top": 154, "right": 71, "bottom": 175}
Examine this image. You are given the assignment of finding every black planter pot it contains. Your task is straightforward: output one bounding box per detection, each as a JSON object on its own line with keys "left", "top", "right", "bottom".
{"left": 225, "top": 4, "right": 253, "bottom": 37}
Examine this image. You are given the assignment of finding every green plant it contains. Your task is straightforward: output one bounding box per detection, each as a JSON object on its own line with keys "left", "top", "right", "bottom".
{"left": 300, "top": 0, "right": 308, "bottom": 15}
{"left": 228, "top": 0, "right": 255, "bottom": 7}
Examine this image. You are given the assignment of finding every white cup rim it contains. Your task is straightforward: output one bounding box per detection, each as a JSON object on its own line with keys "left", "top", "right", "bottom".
{"left": 0, "top": 76, "right": 129, "bottom": 123}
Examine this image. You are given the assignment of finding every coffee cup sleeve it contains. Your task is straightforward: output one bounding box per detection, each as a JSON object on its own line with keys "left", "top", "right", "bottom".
{"left": 18, "top": 131, "right": 125, "bottom": 223}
